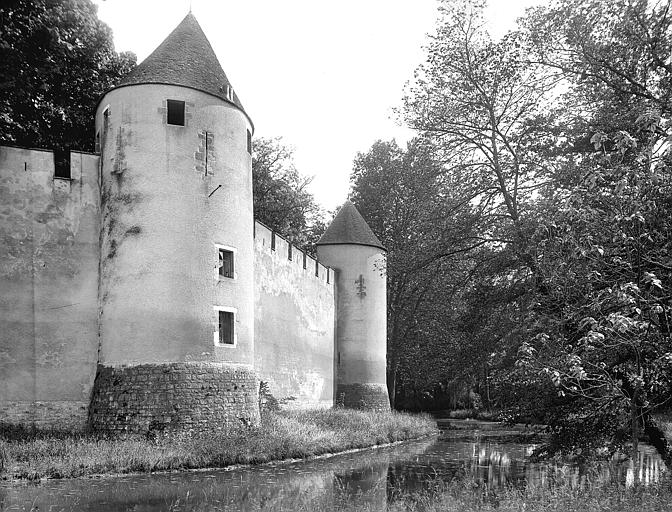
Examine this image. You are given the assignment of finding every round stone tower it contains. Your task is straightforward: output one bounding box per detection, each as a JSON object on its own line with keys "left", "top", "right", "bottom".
{"left": 90, "top": 14, "right": 259, "bottom": 434}
{"left": 316, "top": 201, "right": 390, "bottom": 410}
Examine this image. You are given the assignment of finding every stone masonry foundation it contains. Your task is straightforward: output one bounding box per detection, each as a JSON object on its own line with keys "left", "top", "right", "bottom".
{"left": 89, "top": 362, "right": 260, "bottom": 435}
{"left": 337, "top": 383, "right": 390, "bottom": 411}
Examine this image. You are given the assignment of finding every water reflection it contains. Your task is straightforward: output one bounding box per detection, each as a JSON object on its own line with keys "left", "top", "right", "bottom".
{"left": 0, "top": 432, "right": 667, "bottom": 511}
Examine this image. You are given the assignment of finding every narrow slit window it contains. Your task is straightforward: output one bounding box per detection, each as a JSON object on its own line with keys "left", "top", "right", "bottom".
{"left": 315, "top": 260, "right": 319, "bottom": 277}
{"left": 218, "top": 311, "right": 234, "bottom": 345}
{"left": 247, "top": 129, "right": 252, "bottom": 154}
{"left": 167, "top": 99, "right": 185, "bottom": 126}
{"left": 218, "top": 249, "right": 234, "bottom": 279}
{"left": 271, "top": 232, "right": 276, "bottom": 251}
{"left": 288, "top": 244, "right": 293, "bottom": 261}
{"left": 54, "top": 149, "right": 70, "bottom": 179}
{"left": 303, "top": 252, "right": 307, "bottom": 269}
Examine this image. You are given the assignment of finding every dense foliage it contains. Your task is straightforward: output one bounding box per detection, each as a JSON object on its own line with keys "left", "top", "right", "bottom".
{"left": 0, "top": 0, "right": 136, "bottom": 153}
{"left": 252, "top": 137, "right": 326, "bottom": 253}
{"left": 351, "top": 0, "right": 672, "bottom": 453}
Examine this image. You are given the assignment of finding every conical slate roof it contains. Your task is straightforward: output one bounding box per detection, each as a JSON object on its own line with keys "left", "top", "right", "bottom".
{"left": 114, "top": 13, "right": 248, "bottom": 117}
{"left": 317, "top": 200, "right": 386, "bottom": 251}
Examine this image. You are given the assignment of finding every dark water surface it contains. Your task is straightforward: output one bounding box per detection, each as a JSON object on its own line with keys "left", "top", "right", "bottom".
{"left": 0, "top": 420, "right": 667, "bottom": 511}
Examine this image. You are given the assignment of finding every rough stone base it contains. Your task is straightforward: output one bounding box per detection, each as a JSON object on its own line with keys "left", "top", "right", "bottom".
{"left": 89, "top": 362, "right": 260, "bottom": 435}
{"left": 0, "top": 400, "right": 89, "bottom": 430}
{"left": 337, "top": 383, "right": 390, "bottom": 411}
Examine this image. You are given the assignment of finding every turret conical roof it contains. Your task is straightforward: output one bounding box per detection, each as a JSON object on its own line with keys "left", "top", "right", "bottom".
{"left": 316, "top": 200, "right": 386, "bottom": 251}
{"left": 114, "top": 13, "right": 249, "bottom": 120}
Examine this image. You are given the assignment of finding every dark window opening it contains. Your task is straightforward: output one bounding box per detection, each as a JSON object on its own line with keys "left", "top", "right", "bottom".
{"left": 167, "top": 99, "right": 185, "bottom": 126}
{"left": 218, "top": 249, "right": 234, "bottom": 278}
{"left": 95, "top": 132, "right": 101, "bottom": 153}
{"left": 54, "top": 149, "right": 70, "bottom": 179}
{"left": 271, "top": 232, "right": 276, "bottom": 251}
{"left": 327, "top": 269, "right": 330, "bottom": 284}
{"left": 247, "top": 129, "right": 252, "bottom": 154}
{"left": 218, "top": 311, "right": 234, "bottom": 345}
{"left": 303, "top": 252, "right": 307, "bottom": 269}
{"left": 315, "top": 260, "right": 319, "bottom": 277}
{"left": 288, "top": 244, "right": 292, "bottom": 261}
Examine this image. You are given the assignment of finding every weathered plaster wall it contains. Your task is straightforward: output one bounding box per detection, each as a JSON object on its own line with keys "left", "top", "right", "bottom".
{"left": 0, "top": 146, "right": 100, "bottom": 429}
{"left": 316, "top": 244, "right": 389, "bottom": 410}
{"left": 253, "top": 222, "right": 336, "bottom": 408}
{"left": 95, "top": 85, "right": 255, "bottom": 367}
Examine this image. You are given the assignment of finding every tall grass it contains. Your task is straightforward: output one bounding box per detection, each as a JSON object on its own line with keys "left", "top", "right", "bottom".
{"left": 0, "top": 408, "right": 436, "bottom": 480}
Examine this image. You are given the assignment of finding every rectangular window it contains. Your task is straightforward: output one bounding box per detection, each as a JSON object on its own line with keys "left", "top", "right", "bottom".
{"left": 271, "top": 232, "right": 276, "bottom": 251}
{"left": 303, "top": 252, "right": 307, "bottom": 269}
{"left": 54, "top": 149, "right": 70, "bottom": 179}
{"left": 218, "top": 248, "right": 234, "bottom": 278}
{"left": 167, "top": 99, "right": 185, "bottom": 126}
{"left": 288, "top": 244, "right": 292, "bottom": 261}
{"left": 218, "top": 310, "right": 234, "bottom": 345}
{"left": 247, "top": 129, "right": 252, "bottom": 154}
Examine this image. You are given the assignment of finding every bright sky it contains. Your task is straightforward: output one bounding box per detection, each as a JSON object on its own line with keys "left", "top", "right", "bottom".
{"left": 93, "top": 0, "right": 543, "bottom": 211}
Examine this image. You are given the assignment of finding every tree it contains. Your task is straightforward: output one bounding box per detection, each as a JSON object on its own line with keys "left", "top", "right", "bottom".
{"left": 390, "top": 0, "right": 564, "bottom": 412}
{"left": 252, "top": 137, "right": 325, "bottom": 252}
{"left": 402, "top": 0, "right": 562, "bottom": 277}
{"left": 515, "top": 0, "right": 672, "bottom": 457}
{"left": 350, "top": 138, "right": 492, "bottom": 409}
{"left": 0, "top": 0, "right": 136, "bottom": 153}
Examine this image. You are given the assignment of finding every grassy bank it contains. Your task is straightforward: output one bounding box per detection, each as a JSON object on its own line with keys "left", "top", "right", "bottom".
{"left": 0, "top": 408, "right": 436, "bottom": 480}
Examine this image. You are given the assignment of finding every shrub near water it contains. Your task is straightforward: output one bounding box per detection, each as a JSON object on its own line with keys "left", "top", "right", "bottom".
{"left": 0, "top": 409, "right": 436, "bottom": 480}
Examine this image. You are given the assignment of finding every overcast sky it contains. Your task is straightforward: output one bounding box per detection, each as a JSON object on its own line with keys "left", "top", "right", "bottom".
{"left": 93, "top": 0, "right": 543, "bottom": 211}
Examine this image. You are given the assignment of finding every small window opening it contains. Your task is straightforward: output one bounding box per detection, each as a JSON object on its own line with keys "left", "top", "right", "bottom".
{"left": 103, "top": 106, "right": 110, "bottom": 121}
{"left": 271, "top": 232, "right": 276, "bottom": 251}
{"left": 167, "top": 99, "right": 185, "bottom": 126}
{"left": 327, "top": 269, "right": 330, "bottom": 284}
{"left": 218, "top": 311, "right": 234, "bottom": 345}
{"left": 288, "top": 244, "right": 293, "bottom": 261}
{"left": 95, "top": 131, "right": 101, "bottom": 153}
{"left": 315, "top": 260, "right": 319, "bottom": 277}
{"left": 247, "top": 129, "right": 252, "bottom": 155}
{"left": 225, "top": 85, "right": 234, "bottom": 102}
{"left": 218, "top": 249, "right": 234, "bottom": 279}
{"left": 54, "top": 149, "right": 70, "bottom": 179}
{"left": 303, "top": 252, "right": 307, "bottom": 269}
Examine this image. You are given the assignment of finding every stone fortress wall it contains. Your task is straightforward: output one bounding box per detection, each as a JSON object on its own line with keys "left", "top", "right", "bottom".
{"left": 0, "top": 146, "right": 100, "bottom": 430}
{"left": 253, "top": 221, "right": 336, "bottom": 409}
{"left": 0, "top": 13, "right": 388, "bottom": 433}
{"left": 0, "top": 147, "right": 339, "bottom": 430}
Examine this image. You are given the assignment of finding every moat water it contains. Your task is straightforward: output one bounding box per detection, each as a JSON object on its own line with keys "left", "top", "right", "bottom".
{"left": 0, "top": 420, "right": 667, "bottom": 511}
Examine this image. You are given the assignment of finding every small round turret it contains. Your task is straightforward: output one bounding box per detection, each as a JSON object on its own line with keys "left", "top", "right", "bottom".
{"left": 316, "top": 201, "right": 390, "bottom": 410}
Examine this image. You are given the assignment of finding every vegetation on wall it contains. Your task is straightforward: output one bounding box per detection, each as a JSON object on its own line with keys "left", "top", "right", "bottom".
{"left": 351, "top": 0, "right": 672, "bottom": 454}
{"left": 0, "top": 0, "right": 136, "bottom": 153}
